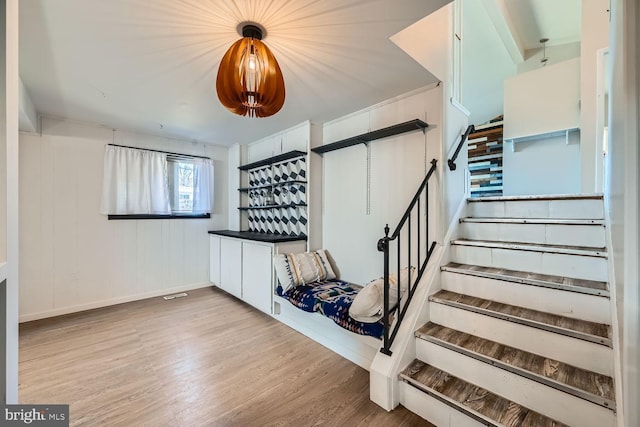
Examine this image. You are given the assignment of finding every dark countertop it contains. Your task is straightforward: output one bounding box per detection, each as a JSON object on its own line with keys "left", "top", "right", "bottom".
{"left": 208, "top": 230, "right": 307, "bottom": 243}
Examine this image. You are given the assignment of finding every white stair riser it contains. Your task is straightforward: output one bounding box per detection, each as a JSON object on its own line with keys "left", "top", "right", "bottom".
{"left": 459, "top": 222, "right": 605, "bottom": 248}
{"left": 400, "top": 381, "right": 487, "bottom": 427}
{"left": 467, "top": 199, "right": 604, "bottom": 219}
{"left": 441, "top": 272, "right": 611, "bottom": 324}
{"left": 451, "top": 245, "right": 608, "bottom": 282}
{"left": 429, "top": 303, "right": 613, "bottom": 376}
{"left": 415, "top": 340, "right": 615, "bottom": 427}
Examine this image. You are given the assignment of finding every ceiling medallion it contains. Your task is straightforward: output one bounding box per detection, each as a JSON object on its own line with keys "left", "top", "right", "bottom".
{"left": 216, "top": 23, "right": 285, "bottom": 118}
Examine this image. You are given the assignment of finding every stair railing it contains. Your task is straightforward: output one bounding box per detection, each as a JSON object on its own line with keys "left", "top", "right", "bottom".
{"left": 377, "top": 158, "right": 438, "bottom": 355}
{"left": 447, "top": 124, "right": 475, "bottom": 171}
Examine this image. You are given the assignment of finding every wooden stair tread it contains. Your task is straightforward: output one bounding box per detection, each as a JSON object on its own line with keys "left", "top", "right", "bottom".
{"left": 416, "top": 322, "right": 616, "bottom": 407}
{"left": 441, "top": 262, "right": 609, "bottom": 296}
{"left": 400, "top": 360, "right": 569, "bottom": 427}
{"left": 430, "top": 290, "right": 611, "bottom": 344}
{"left": 468, "top": 194, "right": 603, "bottom": 202}
{"left": 452, "top": 239, "right": 607, "bottom": 257}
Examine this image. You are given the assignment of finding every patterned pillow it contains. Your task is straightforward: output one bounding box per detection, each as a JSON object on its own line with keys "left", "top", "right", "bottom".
{"left": 349, "top": 267, "right": 415, "bottom": 323}
{"left": 274, "top": 249, "right": 337, "bottom": 293}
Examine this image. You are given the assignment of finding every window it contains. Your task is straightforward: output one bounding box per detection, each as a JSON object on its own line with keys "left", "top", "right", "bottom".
{"left": 168, "top": 158, "right": 196, "bottom": 214}
{"left": 100, "top": 145, "right": 214, "bottom": 219}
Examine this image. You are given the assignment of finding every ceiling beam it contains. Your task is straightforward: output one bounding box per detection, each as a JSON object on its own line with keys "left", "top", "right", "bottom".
{"left": 481, "top": 0, "right": 525, "bottom": 64}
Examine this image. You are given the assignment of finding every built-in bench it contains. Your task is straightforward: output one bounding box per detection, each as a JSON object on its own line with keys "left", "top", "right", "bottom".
{"left": 276, "top": 280, "right": 384, "bottom": 339}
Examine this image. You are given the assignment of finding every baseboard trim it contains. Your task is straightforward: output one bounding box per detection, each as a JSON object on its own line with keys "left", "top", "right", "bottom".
{"left": 19, "top": 282, "right": 212, "bottom": 323}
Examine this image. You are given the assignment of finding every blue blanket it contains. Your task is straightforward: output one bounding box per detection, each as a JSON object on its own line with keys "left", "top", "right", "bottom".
{"left": 277, "top": 280, "right": 384, "bottom": 339}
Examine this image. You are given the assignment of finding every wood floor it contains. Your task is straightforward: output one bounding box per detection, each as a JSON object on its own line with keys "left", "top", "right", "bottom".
{"left": 19, "top": 287, "right": 432, "bottom": 427}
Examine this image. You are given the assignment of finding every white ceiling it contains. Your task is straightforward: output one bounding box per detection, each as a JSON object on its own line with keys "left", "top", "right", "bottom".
{"left": 19, "top": 0, "right": 451, "bottom": 145}
{"left": 504, "top": 0, "right": 581, "bottom": 50}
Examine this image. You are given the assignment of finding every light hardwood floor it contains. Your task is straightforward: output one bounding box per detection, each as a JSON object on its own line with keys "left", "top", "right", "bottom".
{"left": 19, "top": 287, "right": 432, "bottom": 427}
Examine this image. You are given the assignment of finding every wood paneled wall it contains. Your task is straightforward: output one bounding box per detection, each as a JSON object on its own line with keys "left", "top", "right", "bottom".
{"left": 468, "top": 119, "right": 504, "bottom": 197}
{"left": 19, "top": 117, "right": 229, "bottom": 321}
{"left": 321, "top": 88, "right": 442, "bottom": 284}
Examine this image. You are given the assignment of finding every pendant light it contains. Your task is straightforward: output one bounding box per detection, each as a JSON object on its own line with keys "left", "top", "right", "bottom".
{"left": 216, "top": 24, "right": 285, "bottom": 118}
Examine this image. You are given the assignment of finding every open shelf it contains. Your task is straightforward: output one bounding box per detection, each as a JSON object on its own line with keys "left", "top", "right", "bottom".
{"left": 238, "top": 180, "right": 307, "bottom": 193}
{"left": 238, "top": 150, "right": 306, "bottom": 171}
{"left": 238, "top": 203, "right": 308, "bottom": 211}
{"left": 311, "top": 119, "right": 429, "bottom": 154}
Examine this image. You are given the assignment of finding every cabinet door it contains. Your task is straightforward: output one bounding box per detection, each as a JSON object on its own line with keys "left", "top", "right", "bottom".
{"left": 282, "top": 124, "right": 309, "bottom": 153}
{"left": 241, "top": 242, "right": 273, "bottom": 314}
{"left": 219, "top": 238, "right": 242, "bottom": 299}
{"left": 209, "top": 236, "right": 221, "bottom": 285}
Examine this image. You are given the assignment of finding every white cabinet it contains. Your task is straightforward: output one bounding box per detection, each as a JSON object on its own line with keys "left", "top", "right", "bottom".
{"left": 210, "top": 234, "right": 305, "bottom": 314}
{"left": 219, "top": 238, "right": 242, "bottom": 299}
{"left": 241, "top": 242, "right": 273, "bottom": 314}
{"left": 209, "top": 235, "right": 221, "bottom": 285}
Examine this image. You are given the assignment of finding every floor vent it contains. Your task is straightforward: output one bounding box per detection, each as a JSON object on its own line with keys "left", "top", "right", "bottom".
{"left": 163, "top": 292, "right": 188, "bottom": 300}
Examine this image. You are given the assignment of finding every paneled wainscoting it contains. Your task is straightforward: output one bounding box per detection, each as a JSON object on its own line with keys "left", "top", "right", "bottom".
{"left": 19, "top": 287, "right": 431, "bottom": 427}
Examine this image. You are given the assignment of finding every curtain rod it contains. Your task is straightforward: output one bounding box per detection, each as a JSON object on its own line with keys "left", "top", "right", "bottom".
{"left": 107, "top": 144, "right": 211, "bottom": 160}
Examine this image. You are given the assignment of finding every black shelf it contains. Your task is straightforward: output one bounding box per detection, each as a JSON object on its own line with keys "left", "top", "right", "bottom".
{"left": 208, "top": 230, "right": 307, "bottom": 243}
{"left": 238, "top": 180, "right": 307, "bottom": 192}
{"left": 238, "top": 203, "right": 307, "bottom": 211}
{"left": 238, "top": 150, "right": 306, "bottom": 171}
{"left": 311, "top": 119, "right": 429, "bottom": 154}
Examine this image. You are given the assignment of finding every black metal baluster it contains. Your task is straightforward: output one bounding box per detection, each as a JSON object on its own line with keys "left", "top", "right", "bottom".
{"left": 408, "top": 213, "right": 412, "bottom": 298}
{"left": 417, "top": 196, "right": 421, "bottom": 277}
{"left": 377, "top": 159, "right": 438, "bottom": 356}
{"left": 379, "top": 224, "right": 391, "bottom": 355}
{"left": 426, "top": 182, "right": 429, "bottom": 261}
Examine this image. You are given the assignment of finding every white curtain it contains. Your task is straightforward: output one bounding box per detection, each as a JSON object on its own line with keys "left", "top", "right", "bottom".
{"left": 100, "top": 145, "right": 171, "bottom": 215}
{"left": 192, "top": 158, "right": 215, "bottom": 214}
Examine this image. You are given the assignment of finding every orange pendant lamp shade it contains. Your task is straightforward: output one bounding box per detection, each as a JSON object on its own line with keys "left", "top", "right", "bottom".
{"left": 216, "top": 25, "right": 285, "bottom": 118}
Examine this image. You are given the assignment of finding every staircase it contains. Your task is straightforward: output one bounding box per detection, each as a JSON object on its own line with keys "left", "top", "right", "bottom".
{"left": 398, "top": 194, "right": 616, "bottom": 427}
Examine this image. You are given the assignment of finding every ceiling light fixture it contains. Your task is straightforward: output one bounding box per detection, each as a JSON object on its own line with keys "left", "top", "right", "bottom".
{"left": 540, "top": 38, "right": 550, "bottom": 67}
{"left": 216, "top": 23, "right": 285, "bottom": 118}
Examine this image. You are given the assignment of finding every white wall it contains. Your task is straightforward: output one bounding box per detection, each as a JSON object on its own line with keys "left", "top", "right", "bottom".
{"left": 607, "top": 0, "right": 639, "bottom": 425}
{"left": 19, "top": 117, "right": 229, "bottom": 321}
{"left": 517, "top": 42, "right": 581, "bottom": 74}
{"left": 504, "top": 58, "right": 581, "bottom": 141}
{"left": 322, "top": 87, "right": 442, "bottom": 284}
{"left": 502, "top": 58, "right": 582, "bottom": 196}
{"left": 2, "top": 0, "right": 19, "bottom": 403}
{"left": 581, "top": 0, "right": 610, "bottom": 193}
{"left": 503, "top": 134, "right": 580, "bottom": 196}
{"left": 227, "top": 143, "right": 244, "bottom": 232}
{"left": 391, "top": 2, "right": 470, "bottom": 238}
{"left": 461, "top": 0, "right": 516, "bottom": 124}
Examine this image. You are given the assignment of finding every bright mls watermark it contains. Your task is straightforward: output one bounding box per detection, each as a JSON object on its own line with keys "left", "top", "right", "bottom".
{"left": 3, "top": 405, "right": 68, "bottom": 426}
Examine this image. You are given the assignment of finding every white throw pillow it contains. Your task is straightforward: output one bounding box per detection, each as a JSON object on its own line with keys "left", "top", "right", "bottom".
{"left": 349, "top": 267, "right": 415, "bottom": 323}
{"left": 274, "top": 249, "right": 337, "bottom": 293}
